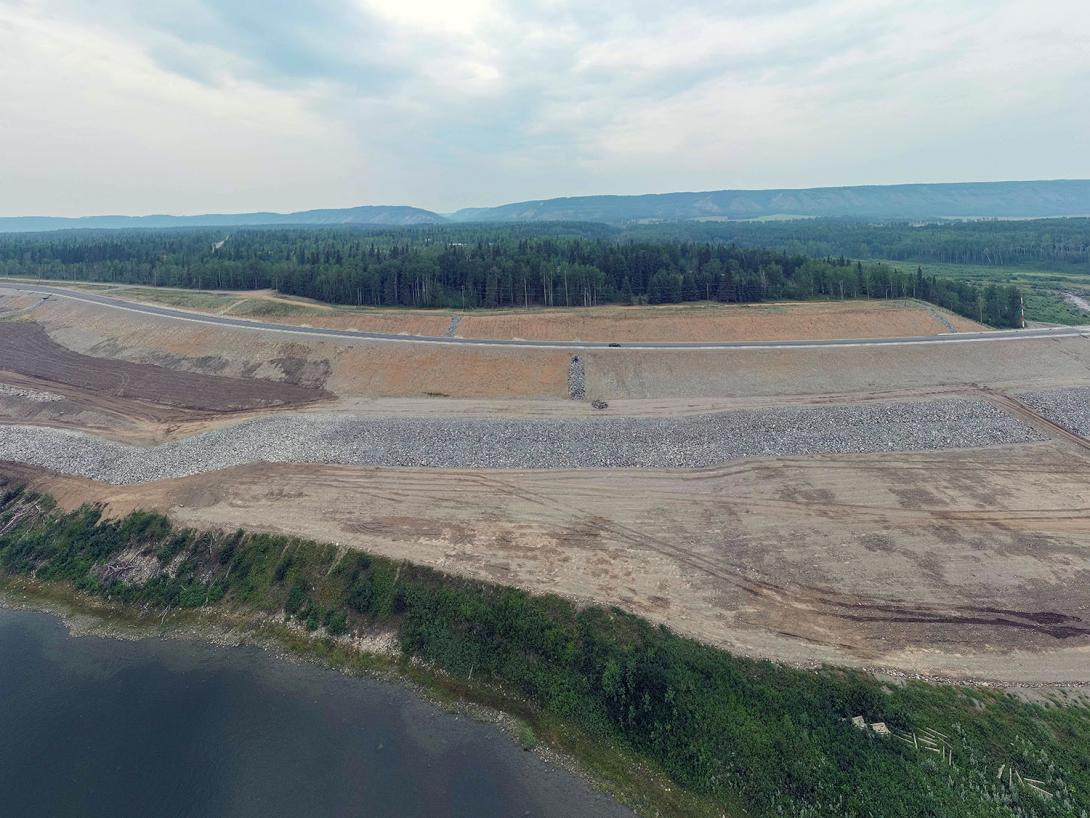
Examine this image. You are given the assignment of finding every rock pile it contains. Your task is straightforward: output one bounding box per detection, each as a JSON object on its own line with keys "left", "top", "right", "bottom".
{"left": 567, "top": 356, "right": 586, "bottom": 400}
{"left": 0, "top": 383, "right": 62, "bottom": 403}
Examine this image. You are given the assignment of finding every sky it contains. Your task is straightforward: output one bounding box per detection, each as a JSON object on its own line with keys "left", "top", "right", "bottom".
{"left": 1, "top": 0, "right": 1088, "bottom": 216}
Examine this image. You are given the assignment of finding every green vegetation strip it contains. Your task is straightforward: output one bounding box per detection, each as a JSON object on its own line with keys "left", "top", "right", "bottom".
{"left": 870, "top": 260, "right": 1090, "bottom": 325}
{"left": 1, "top": 483, "right": 1088, "bottom": 817}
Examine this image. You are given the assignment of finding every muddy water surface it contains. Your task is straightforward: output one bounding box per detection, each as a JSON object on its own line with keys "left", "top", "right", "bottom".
{"left": 0, "top": 607, "right": 631, "bottom": 817}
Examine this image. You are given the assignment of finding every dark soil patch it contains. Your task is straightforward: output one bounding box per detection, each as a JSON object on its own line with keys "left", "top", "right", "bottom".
{"left": 0, "top": 322, "right": 329, "bottom": 412}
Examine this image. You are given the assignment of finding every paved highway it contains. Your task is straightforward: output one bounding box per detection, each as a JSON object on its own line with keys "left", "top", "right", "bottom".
{"left": 3, "top": 281, "right": 1088, "bottom": 351}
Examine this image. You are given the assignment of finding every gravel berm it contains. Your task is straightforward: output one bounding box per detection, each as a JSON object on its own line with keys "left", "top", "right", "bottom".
{"left": 1018, "top": 387, "right": 1090, "bottom": 437}
{"left": 0, "top": 398, "right": 1044, "bottom": 485}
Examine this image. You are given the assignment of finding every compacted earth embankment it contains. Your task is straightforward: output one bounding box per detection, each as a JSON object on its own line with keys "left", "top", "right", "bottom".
{"left": 6, "top": 287, "right": 1090, "bottom": 407}
{"left": 0, "top": 321, "right": 328, "bottom": 411}
{"left": 3, "top": 289, "right": 1090, "bottom": 685}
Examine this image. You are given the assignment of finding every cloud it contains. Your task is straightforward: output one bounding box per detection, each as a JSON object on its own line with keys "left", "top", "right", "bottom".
{"left": 1, "top": 0, "right": 1087, "bottom": 215}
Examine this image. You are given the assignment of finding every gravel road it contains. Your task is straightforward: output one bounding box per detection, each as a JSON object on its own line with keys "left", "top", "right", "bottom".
{"left": 0, "top": 398, "right": 1044, "bottom": 484}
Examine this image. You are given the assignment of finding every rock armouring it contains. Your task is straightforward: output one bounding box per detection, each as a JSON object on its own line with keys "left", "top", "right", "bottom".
{"left": 1017, "top": 387, "right": 1090, "bottom": 437}
{"left": 0, "top": 397, "right": 1046, "bottom": 485}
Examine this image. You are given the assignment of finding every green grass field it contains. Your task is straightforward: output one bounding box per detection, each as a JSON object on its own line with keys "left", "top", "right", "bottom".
{"left": 876, "top": 260, "right": 1090, "bottom": 325}
{"left": 111, "top": 287, "right": 244, "bottom": 311}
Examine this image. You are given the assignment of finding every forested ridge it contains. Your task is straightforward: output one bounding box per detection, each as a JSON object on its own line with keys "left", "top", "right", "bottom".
{"left": 1, "top": 483, "right": 1087, "bottom": 818}
{"left": 0, "top": 223, "right": 1024, "bottom": 326}
{"left": 631, "top": 217, "right": 1090, "bottom": 269}
{"left": 447, "top": 180, "right": 1090, "bottom": 223}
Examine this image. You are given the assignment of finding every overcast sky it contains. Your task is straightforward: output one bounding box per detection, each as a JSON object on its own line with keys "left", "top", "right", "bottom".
{"left": 1, "top": 0, "right": 1088, "bottom": 216}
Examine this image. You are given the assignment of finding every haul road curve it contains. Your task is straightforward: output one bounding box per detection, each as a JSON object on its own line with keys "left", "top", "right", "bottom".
{"left": 2, "top": 281, "right": 1088, "bottom": 350}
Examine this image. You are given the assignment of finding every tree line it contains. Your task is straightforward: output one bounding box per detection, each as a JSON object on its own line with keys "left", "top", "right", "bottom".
{"left": 0, "top": 224, "right": 1023, "bottom": 326}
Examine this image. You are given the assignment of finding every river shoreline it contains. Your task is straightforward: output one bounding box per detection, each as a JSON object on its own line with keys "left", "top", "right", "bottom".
{"left": 0, "top": 575, "right": 679, "bottom": 817}
{"left": 0, "top": 600, "right": 637, "bottom": 817}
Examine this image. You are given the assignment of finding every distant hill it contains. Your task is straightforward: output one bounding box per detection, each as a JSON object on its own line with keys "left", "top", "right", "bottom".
{"left": 4, "top": 180, "right": 1090, "bottom": 233}
{"left": 449, "top": 180, "right": 1090, "bottom": 223}
{"left": 0, "top": 205, "right": 444, "bottom": 233}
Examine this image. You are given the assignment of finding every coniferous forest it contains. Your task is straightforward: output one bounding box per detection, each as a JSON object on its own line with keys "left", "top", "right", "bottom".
{"left": 0, "top": 222, "right": 1027, "bottom": 327}
{"left": 628, "top": 217, "right": 1090, "bottom": 269}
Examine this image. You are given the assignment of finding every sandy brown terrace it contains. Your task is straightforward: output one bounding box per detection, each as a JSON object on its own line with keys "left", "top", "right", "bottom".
{"left": 6, "top": 289, "right": 1090, "bottom": 404}
{"left": 44, "top": 282, "right": 987, "bottom": 341}
{"left": 243, "top": 299, "right": 987, "bottom": 341}
{"left": 6, "top": 438, "right": 1090, "bottom": 684}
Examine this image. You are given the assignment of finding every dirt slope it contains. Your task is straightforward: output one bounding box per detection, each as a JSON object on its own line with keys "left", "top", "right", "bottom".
{"left": 25, "top": 298, "right": 571, "bottom": 400}
{"left": 9, "top": 294, "right": 1090, "bottom": 405}
{"left": 454, "top": 300, "right": 984, "bottom": 341}
{"left": 7, "top": 440, "right": 1090, "bottom": 684}
{"left": 0, "top": 322, "right": 328, "bottom": 411}
{"left": 584, "top": 336, "right": 1090, "bottom": 400}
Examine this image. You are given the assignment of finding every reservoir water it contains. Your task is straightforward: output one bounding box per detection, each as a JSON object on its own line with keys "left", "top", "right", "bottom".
{"left": 0, "top": 607, "right": 632, "bottom": 817}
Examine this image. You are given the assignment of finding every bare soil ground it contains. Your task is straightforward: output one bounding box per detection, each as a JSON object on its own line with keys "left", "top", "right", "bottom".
{"left": 454, "top": 300, "right": 984, "bottom": 341}
{"left": 3, "top": 281, "right": 335, "bottom": 318}
{"left": 1065, "top": 292, "right": 1090, "bottom": 314}
{"left": 11, "top": 294, "right": 1090, "bottom": 407}
{"left": 105, "top": 292, "right": 988, "bottom": 340}
{"left": 0, "top": 322, "right": 328, "bottom": 412}
{"left": 7, "top": 439, "right": 1090, "bottom": 684}
{"left": 8, "top": 282, "right": 983, "bottom": 340}
{"left": 584, "top": 335, "right": 1090, "bottom": 400}
{"left": 254, "top": 310, "right": 454, "bottom": 335}
{"left": 17, "top": 297, "right": 571, "bottom": 401}
{"left": 239, "top": 299, "right": 982, "bottom": 341}
{"left": 0, "top": 370, "right": 205, "bottom": 443}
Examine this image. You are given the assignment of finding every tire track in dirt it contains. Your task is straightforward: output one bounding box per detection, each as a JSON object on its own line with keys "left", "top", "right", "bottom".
{"left": 7, "top": 456, "right": 1090, "bottom": 680}
{"left": 469, "top": 471, "right": 1090, "bottom": 641}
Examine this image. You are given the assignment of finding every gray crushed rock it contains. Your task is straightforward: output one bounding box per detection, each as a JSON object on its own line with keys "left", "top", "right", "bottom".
{"left": 0, "top": 398, "right": 1045, "bottom": 485}
{"left": 0, "top": 383, "right": 62, "bottom": 402}
{"left": 568, "top": 356, "right": 585, "bottom": 400}
{"left": 927, "top": 308, "right": 958, "bottom": 333}
{"left": 1017, "top": 387, "right": 1090, "bottom": 436}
